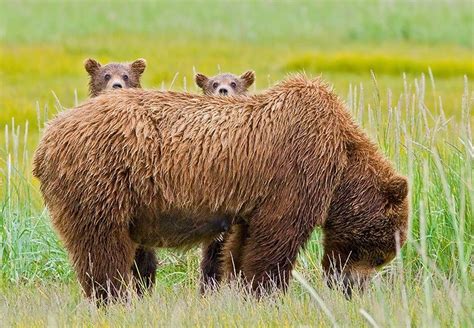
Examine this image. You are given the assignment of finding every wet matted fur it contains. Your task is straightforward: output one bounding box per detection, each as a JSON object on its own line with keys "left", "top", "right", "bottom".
{"left": 33, "top": 75, "right": 409, "bottom": 303}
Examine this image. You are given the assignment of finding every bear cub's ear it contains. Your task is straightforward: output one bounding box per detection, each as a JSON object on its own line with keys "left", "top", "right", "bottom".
{"left": 240, "top": 70, "right": 255, "bottom": 89}
{"left": 384, "top": 176, "right": 409, "bottom": 204}
{"left": 130, "top": 58, "right": 147, "bottom": 76}
{"left": 195, "top": 73, "right": 209, "bottom": 88}
{"left": 84, "top": 58, "right": 101, "bottom": 75}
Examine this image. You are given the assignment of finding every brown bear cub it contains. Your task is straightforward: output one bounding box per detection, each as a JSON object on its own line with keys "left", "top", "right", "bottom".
{"left": 33, "top": 75, "right": 409, "bottom": 305}
{"left": 84, "top": 58, "right": 146, "bottom": 97}
{"left": 195, "top": 71, "right": 255, "bottom": 96}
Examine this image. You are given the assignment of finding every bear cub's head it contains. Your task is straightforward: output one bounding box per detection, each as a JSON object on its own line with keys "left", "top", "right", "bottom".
{"left": 195, "top": 71, "right": 255, "bottom": 96}
{"left": 84, "top": 58, "right": 147, "bottom": 97}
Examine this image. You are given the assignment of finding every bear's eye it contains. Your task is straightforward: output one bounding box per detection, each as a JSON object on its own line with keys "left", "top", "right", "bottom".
{"left": 212, "top": 82, "right": 219, "bottom": 89}
{"left": 123, "top": 74, "right": 129, "bottom": 81}
{"left": 374, "top": 258, "right": 385, "bottom": 267}
{"left": 104, "top": 74, "right": 111, "bottom": 81}
{"left": 230, "top": 82, "right": 237, "bottom": 88}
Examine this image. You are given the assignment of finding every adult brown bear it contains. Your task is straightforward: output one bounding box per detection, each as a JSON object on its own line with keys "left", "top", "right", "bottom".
{"left": 33, "top": 75, "right": 409, "bottom": 304}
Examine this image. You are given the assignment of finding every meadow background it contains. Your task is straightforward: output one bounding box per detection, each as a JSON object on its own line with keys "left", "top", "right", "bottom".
{"left": 0, "top": 0, "right": 472, "bottom": 326}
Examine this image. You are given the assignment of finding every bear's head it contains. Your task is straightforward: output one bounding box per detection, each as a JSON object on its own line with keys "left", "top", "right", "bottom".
{"left": 323, "top": 168, "right": 409, "bottom": 298}
{"left": 84, "top": 58, "right": 147, "bottom": 97}
{"left": 195, "top": 71, "right": 255, "bottom": 96}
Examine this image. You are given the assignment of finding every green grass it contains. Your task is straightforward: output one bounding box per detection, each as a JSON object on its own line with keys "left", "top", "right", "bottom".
{"left": 1, "top": 74, "right": 472, "bottom": 327}
{"left": 0, "top": 276, "right": 469, "bottom": 327}
{"left": 2, "top": 0, "right": 473, "bottom": 47}
{"left": 0, "top": 0, "right": 473, "bottom": 326}
{"left": 1, "top": 0, "right": 472, "bottom": 129}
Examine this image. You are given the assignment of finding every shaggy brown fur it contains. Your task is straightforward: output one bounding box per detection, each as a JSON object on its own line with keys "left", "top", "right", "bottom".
{"left": 33, "top": 75, "right": 409, "bottom": 303}
{"left": 84, "top": 57, "right": 156, "bottom": 295}
{"left": 195, "top": 71, "right": 255, "bottom": 96}
{"left": 84, "top": 58, "right": 146, "bottom": 97}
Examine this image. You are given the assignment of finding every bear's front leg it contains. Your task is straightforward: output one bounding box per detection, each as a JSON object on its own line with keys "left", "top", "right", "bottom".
{"left": 132, "top": 246, "right": 158, "bottom": 296}
{"left": 220, "top": 222, "right": 249, "bottom": 280}
{"left": 239, "top": 206, "right": 313, "bottom": 296}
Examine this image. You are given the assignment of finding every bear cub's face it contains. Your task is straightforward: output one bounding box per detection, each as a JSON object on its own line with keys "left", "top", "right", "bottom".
{"left": 84, "top": 58, "right": 146, "bottom": 97}
{"left": 195, "top": 71, "right": 255, "bottom": 96}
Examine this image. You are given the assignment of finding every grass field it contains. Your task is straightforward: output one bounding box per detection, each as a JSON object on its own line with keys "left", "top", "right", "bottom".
{"left": 0, "top": 0, "right": 473, "bottom": 326}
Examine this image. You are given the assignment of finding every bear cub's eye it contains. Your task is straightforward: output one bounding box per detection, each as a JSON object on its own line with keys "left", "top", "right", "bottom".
{"left": 123, "top": 74, "right": 129, "bottom": 81}
{"left": 104, "top": 74, "right": 111, "bottom": 81}
{"left": 212, "top": 82, "right": 219, "bottom": 89}
{"left": 230, "top": 82, "right": 237, "bottom": 88}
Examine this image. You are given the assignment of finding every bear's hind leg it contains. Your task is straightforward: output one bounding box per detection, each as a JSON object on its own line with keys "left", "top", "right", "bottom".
{"left": 200, "top": 237, "right": 225, "bottom": 293}
{"left": 132, "top": 246, "right": 158, "bottom": 296}
{"left": 63, "top": 221, "right": 137, "bottom": 305}
{"left": 200, "top": 221, "right": 249, "bottom": 293}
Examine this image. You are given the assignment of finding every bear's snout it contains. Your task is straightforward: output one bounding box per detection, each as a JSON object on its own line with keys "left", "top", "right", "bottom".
{"left": 220, "top": 218, "right": 230, "bottom": 231}
{"left": 112, "top": 83, "right": 123, "bottom": 89}
{"left": 341, "top": 273, "right": 369, "bottom": 300}
{"left": 218, "top": 88, "right": 228, "bottom": 95}
{"left": 325, "top": 270, "right": 371, "bottom": 300}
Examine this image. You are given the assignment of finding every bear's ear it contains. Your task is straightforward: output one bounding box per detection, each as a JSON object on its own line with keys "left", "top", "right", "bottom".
{"left": 84, "top": 58, "right": 101, "bottom": 75}
{"left": 240, "top": 70, "right": 255, "bottom": 89}
{"left": 131, "top": 58, "right": 147, "bottom": 76}
{"left": 195, "top": 73, "right": 209, "bottom": 88}
{"left": 384, "top": 176, "right": 408, "bottom": 204}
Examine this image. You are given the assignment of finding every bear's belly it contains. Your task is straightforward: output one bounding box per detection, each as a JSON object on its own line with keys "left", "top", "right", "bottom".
{"left": 129, "top": 211, "right": 233, "bottom": 248}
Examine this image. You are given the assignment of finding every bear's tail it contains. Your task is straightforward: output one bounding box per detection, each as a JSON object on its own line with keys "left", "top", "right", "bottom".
{"left": 32, "top": 142, "right": 46, "bottom": 180}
